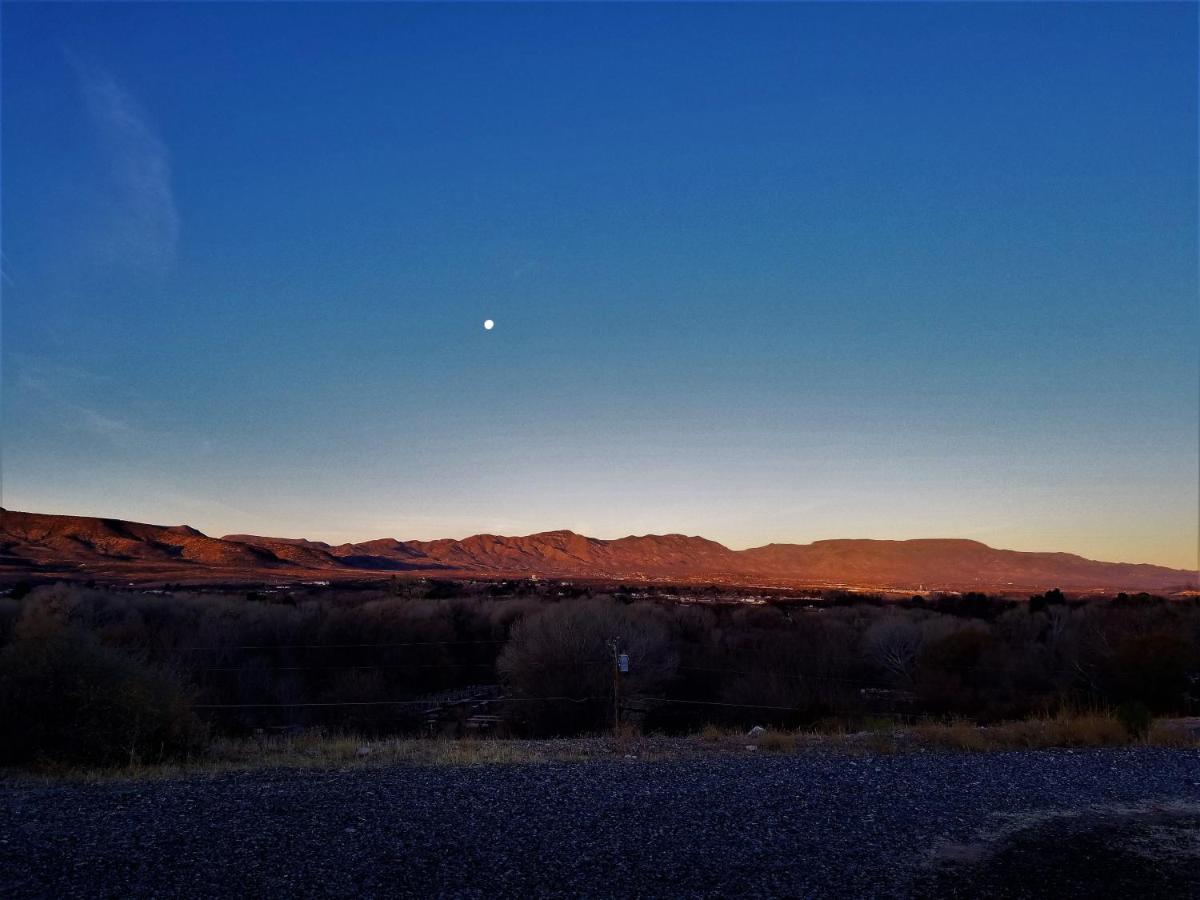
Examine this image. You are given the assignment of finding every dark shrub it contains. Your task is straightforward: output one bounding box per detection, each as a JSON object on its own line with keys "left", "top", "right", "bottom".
{"left": 915, "top": 628, "right": 993, "bottom": 714}
{"left": 0, "top": 627, "right": 204, "bottom": 768}
{"left": 425, "top": 580, "right": 463, "bottom": 599}
{"left": 498, "top": 599, "right": 677, "bottom": 735}
{"left": 1115, "top": 700, "right": 1152, "bottom": 740}
{"left": 1107, "top": 633, "right": 1195, "bottom": 712}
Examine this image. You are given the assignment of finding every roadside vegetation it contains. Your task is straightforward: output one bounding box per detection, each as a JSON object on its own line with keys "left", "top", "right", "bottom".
{"left": 0, "top": 581, "right": 1197, "bottom": 772}
{"left": 9, "top": 711, "right": 1198, "bottom": 782}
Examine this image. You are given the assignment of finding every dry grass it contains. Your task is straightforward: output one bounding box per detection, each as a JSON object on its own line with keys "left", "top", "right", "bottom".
{"left": 1147, "top": 720, "right": 1200, "bottom": 748}
{"left": 9, "top": 713, "right": 1197, "bottom": 782}
{"left": 756, "top": 729, "right": 798, "bottom": 753}
{"left": 211, "top": 732, "right": 611, "bottom": 769}
{"left": 729, "top": 712, "right": 1200, "bottom": 755}
{"left": 909, "top": 719, "right": 1002, "bottom": 752}
{"left": 13, "top": 734, "right": 597, "bottom": 783}
{"left": 906, "top": 712, "right": 1200, "bottom": 753}
{"left": 614, "top": 720, "right": 642, "bottom": 742}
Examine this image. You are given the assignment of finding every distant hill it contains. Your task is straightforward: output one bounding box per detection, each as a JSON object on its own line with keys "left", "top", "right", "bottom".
{"left": 1, "top": 508, "right": 1196, "bottom": 593}
{"left": 1, "top": 511, "right": 279, "bottom": 571}
{"left": 737, "top": 539, "right": 1194, "bottom": 593}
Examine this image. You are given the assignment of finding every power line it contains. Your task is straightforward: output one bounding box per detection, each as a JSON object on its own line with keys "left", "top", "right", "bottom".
{"left": 196, "top": 662, "right": 502, "bottom": 673}
{"left": 676, "top": 664, "right": 887, "bottom": 687}
{"left": 192, "top": 696, "right": 603, "bottom": 710}
{"left": 176, "top": 653, "right": 1048, "bottom": 680}
{"left": 625, "top": 696, "right": 803, "bottom": 712}
{"left": 179, "top": 639, "right": 1046, "bottom": 676}
{"left": 182, "top": 639, "right": 508, "bottom": 651}
{"left": 193, "top": 660, "right": 612, "bottom": 674}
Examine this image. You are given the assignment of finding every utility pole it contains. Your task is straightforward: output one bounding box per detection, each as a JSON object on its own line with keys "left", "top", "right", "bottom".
{"left": 608, "top": 638, "right": 631, "bottom": 736}
{"left": 609, "top": 637, "right": 621, "bottom": 735}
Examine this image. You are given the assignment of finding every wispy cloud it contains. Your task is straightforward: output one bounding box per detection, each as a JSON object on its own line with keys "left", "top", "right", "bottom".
{"left": 70, "top": 56, "right": 180, "bottom": 276}
{"left": 77, "top": 407, "right": 136, "bottom": 442}
{"left": 13, "top": 356, "right": 138, "bottom": 447}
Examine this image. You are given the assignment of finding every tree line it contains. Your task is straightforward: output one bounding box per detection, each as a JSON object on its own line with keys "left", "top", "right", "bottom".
{"left": 0, "top": 581, "right": 1196, "bottom": 766}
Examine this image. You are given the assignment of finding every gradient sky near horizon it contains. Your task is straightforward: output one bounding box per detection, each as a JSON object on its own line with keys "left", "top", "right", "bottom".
{"left": 2, "top": 3, "right": 1197, "bottom": 568}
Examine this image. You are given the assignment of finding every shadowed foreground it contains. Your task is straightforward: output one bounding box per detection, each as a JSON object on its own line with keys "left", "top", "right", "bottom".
{"left": 3, "top": 748, "right": 1199, "bottom": 898}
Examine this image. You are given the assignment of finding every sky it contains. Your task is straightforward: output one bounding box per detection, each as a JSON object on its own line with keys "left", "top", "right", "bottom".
{"left": 2, "top": 3, "right": 1197, "bottom": 569}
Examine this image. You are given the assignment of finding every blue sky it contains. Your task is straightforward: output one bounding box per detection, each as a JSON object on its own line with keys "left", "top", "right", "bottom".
{"left": 2, "top": 3, "right": 1197, "bottom": 568}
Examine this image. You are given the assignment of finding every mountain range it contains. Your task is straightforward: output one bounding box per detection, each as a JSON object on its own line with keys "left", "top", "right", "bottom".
{"left": 1, "top": 508, "right": 1196, "bottom": 594}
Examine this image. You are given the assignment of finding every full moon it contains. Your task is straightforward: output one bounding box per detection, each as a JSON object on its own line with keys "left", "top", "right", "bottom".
{"left": 483, "top": 319, "right": 494, "bottom": 330}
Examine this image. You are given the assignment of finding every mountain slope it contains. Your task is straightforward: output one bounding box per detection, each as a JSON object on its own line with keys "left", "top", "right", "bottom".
{"left": 1, "top": 508, "right": 1195, "bottom": 592}
{"left": 228, "top": 534, "right": 444, "bottom": 571}
{"left": 738, "top": 539, "right": 1194, "bottom": 590}
{"left": 1, "top": 511, "right": 282, "bottom": 570}
{"left": 406, "top": 531, "right": 741, "bottom": 577}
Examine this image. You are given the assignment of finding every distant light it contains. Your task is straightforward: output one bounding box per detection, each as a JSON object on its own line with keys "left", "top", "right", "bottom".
{"left": 483, "top": 319, "right": 494, "bottom": 330}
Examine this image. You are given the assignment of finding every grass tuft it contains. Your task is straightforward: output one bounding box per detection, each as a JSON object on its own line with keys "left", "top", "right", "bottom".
{"left": 756, "top": 729, "right": 797, "bottom": 753}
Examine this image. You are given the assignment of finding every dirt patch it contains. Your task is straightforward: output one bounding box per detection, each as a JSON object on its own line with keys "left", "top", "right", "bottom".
{"left": 919, "top": 801, "right": 1200, "bottom": 898}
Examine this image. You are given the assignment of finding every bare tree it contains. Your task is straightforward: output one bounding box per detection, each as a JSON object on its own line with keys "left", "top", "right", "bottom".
{"left": 497, "top": 600, "right": 678, "bottom": 733}
{"left": 864, "top": 616, "right": 923, "bottom": 684}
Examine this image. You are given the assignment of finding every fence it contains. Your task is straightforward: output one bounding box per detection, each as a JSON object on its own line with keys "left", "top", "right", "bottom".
{"left": 175, "top": 637, "right": 972, "bottom": 735}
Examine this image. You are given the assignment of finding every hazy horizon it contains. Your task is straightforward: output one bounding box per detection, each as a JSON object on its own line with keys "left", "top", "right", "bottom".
{"left": 3, "top": 3, "right": 1198, "bottom": 569}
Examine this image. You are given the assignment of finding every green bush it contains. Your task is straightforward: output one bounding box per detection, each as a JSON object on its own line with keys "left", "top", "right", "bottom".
{"left": 0, "top": 627, "right": 205, "bottom": 768}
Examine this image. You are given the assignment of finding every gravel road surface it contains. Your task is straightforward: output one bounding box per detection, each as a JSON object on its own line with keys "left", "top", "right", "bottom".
{"left": 3, "top": 748, "right": 1198, "bottom": 898}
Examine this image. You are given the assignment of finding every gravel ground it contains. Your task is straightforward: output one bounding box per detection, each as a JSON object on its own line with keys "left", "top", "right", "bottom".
{"left": 2, "top": 748, "right": 1199, "bottom": 899}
